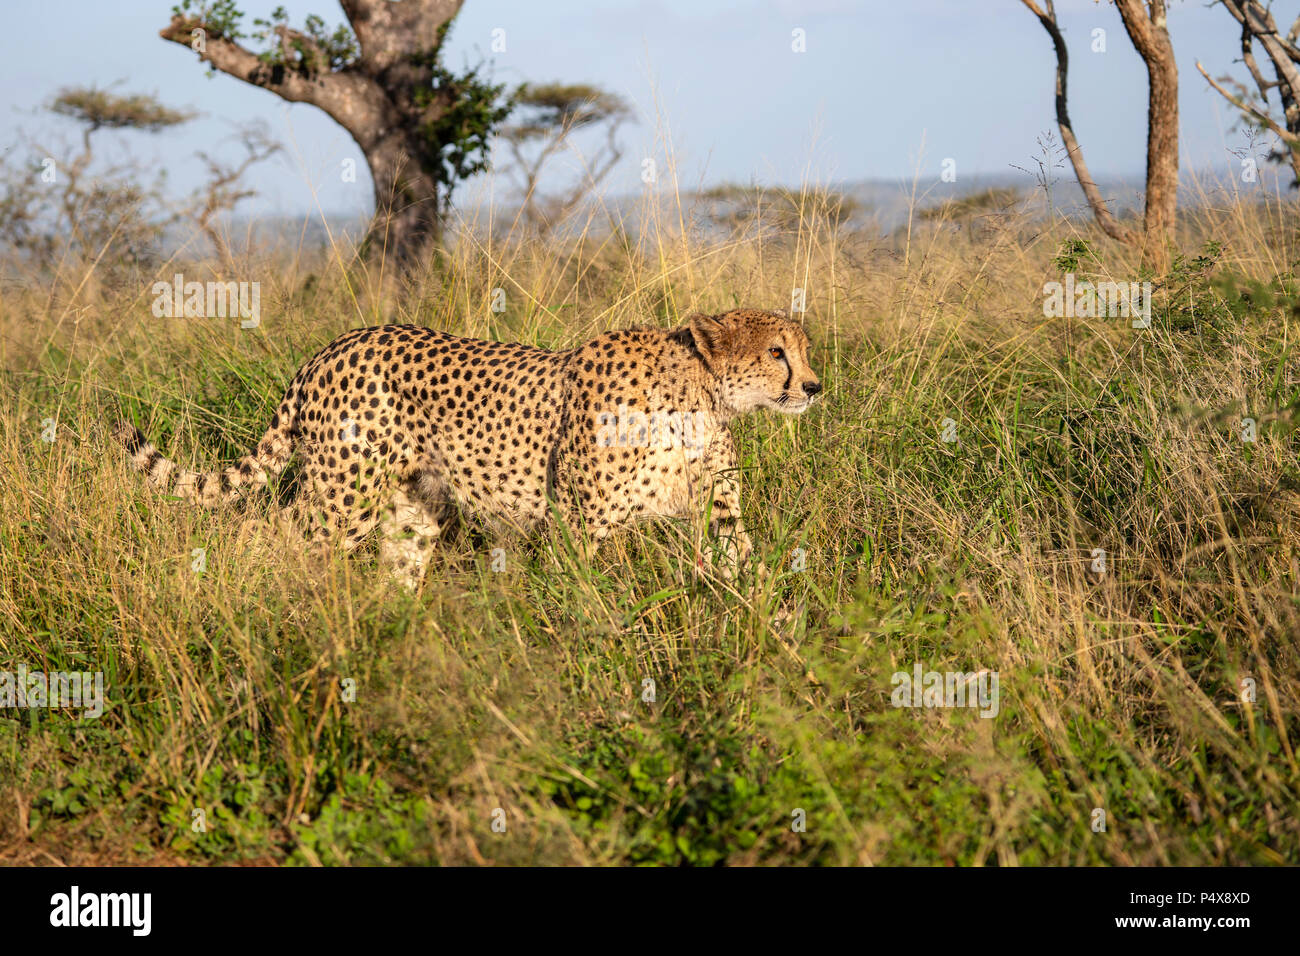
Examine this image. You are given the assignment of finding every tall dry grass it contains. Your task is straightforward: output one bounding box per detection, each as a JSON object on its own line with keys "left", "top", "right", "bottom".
{"left": 0, "top": 169, "right": 1297, "bottom": 864}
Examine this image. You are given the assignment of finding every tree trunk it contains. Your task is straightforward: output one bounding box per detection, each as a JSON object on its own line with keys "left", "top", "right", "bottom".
{"left": 358, "top": 128, "right": 443, "bottom": 263}
{"left": 1115, "top": 0, "right": 1179, "bottom": 271}
{"left": 1020, "top": 0, "right": 1136, "bottom": 243}
{"left": 1022, "top": 0, "right": 1180, "bottom": 271}
{"left": 160, "top": 0, "right": 479, "bottom": 271}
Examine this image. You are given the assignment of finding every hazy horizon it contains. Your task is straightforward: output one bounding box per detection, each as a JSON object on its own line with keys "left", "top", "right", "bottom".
{"left": 1, "top": 0, "right": 1291, "bottom": 224}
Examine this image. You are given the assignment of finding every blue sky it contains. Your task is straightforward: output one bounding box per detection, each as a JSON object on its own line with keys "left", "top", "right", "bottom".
{"left": 0, "top": 0, "right": 1281, "bottom": 218}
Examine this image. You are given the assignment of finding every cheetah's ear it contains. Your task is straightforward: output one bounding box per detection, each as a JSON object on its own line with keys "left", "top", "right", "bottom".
{"left": 688, "top": 312, "right": 732, "bottom": 370}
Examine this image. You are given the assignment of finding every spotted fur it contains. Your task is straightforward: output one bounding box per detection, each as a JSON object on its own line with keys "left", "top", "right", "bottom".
{"left": 114, "top": 308, "right": 822, "bottom": 587}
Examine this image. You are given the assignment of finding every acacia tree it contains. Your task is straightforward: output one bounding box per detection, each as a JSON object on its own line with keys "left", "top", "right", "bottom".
{"left": 49, "top": 87, "right": 193, "bottom": 221}
{"left": 1021, "top": 0, "right": 1179, "bottom": 269}
{"left": 501, "top": 83, "right": 631, "bottom": 235}
{"left": 1196, "top": 1, "right": 1300, "bottom": 186}
{"left": 14, "top": 87, "right": 192, "bottom": 262}
{"left": 161, "top": 0, "right": 512, "bottom": 268}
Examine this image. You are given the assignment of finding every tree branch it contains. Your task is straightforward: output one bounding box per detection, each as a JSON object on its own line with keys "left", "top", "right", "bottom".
{"left": 159, "top": 14, "right": 391, "bottom": 140}
{"left": 1019, "top": 0, "right": 1136, "bottom": 242}
{"left": 1196, "top": 60, "right": 1300, "bottom": 146}
{"left": 1238, "top": 13, "right": 1276, "bottom": 99}
{"left": 1212, "top": 2, "right": 1300, "bottom": 182}
{"left": 1239, "top": 2, "right": 1300, "bottom": 133}
{"left": 274, "top": 24, "right": 328, "bottom": 74}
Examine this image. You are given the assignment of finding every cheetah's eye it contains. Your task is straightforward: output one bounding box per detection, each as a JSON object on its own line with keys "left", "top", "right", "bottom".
{"left": 769, "top": 347, "right": 785, "bottom": 360}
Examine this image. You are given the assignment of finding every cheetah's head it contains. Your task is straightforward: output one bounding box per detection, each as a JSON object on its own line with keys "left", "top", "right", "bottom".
{"left": 687, "top": 308, "right": 822, "bottom": 415}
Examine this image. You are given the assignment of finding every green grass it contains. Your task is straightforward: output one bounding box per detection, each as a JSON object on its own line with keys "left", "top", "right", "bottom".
{"left": 1, "top": 192, "right": 1298, "bottom": 865}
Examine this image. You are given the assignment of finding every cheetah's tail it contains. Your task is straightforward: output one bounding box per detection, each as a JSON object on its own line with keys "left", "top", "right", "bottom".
{"left": 113, "top": 390, "right": 299, "bottom": 507}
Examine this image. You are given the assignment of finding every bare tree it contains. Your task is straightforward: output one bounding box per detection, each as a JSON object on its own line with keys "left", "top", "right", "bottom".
{"left": 1019, "top": 0, "right": 1133, "bottom": 242}
{"left": 501, "top": 83, "right": 631, "bottom": 235}
{"left": 1196, "top": 1, "right": 1300, "bottom": 185}
{"left": 160, "top": 1, "right": 512, "bottom": 269}
{"left": 192, "top": 122, "right": 281, "bottom": 271}
{"left": 1021, "top": 0, "right": 1179, "bottom": 268}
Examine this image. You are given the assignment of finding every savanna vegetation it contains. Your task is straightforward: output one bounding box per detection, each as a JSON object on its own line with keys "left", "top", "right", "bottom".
{"left": 2, "top": 169, "right": 1298, "bottom": 865}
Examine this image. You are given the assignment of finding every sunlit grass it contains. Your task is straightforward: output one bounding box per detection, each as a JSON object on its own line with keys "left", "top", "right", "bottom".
{"left": 0, "top": 176, "right": 1297, "bottom": 865}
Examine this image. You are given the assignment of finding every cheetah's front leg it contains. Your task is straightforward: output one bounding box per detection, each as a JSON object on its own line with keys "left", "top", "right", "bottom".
{"left": 378, "top": 481, "right": 446, "bottom": 590}
{"left": 696, "top": 433, "right": 753, "bottom": 579}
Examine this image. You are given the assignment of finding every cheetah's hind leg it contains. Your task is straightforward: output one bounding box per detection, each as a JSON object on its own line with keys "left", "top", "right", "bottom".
{"left": 378, "top": 479, "right": 448, "bottom": 590}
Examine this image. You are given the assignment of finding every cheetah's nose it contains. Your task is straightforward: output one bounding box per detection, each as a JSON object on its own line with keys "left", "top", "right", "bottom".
{"left": 802, "top": 381, "right": 822, "bottom": 397}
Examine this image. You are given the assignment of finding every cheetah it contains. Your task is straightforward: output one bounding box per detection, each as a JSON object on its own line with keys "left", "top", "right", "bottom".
{"left": 114, "top": 308, "right": 822, "bottom": 588}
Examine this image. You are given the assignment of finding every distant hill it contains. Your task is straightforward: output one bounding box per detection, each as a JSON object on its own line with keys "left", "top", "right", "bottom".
{"left": 188, "top": 167, "right": 1295, "bottom": 257}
